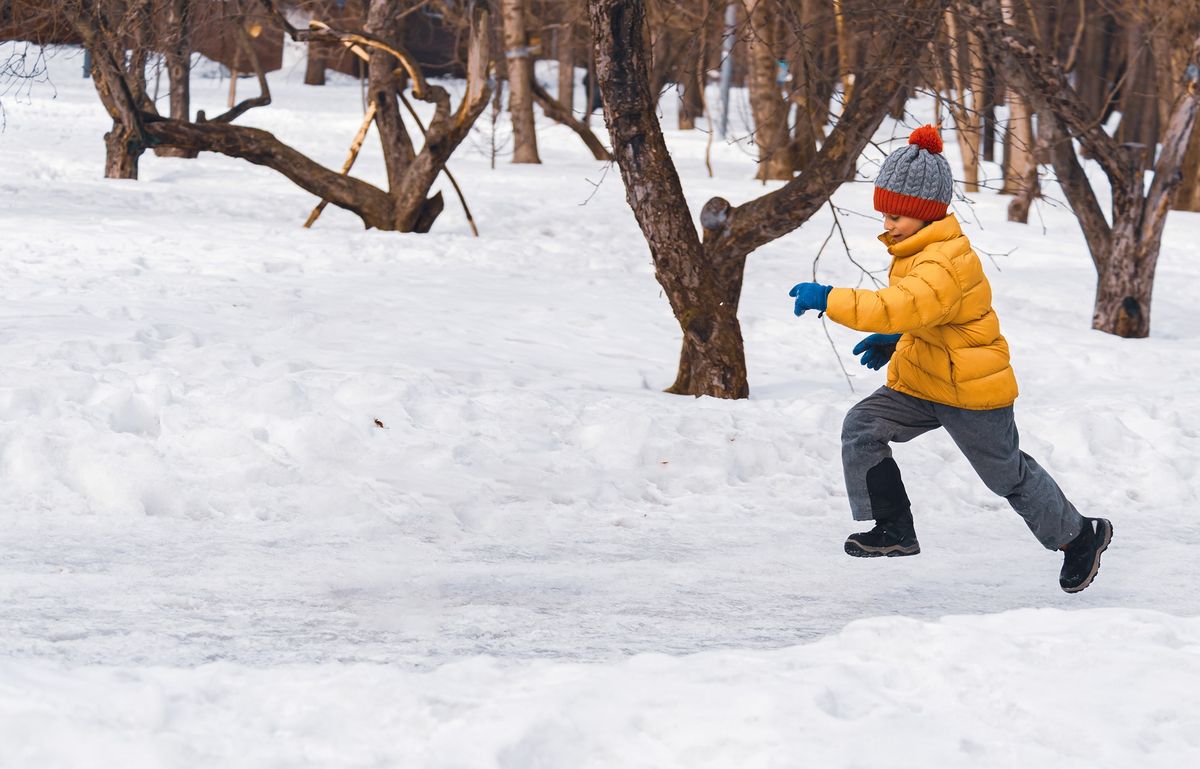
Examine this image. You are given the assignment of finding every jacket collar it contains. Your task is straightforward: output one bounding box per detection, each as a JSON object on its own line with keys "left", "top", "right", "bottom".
{"left": 877, "top": 214, "right": 962, "bottom": 258}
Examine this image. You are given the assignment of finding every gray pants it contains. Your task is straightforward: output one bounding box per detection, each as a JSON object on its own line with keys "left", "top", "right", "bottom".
{"left": 841, "top": 387, "right": 1084, "bottom": 550}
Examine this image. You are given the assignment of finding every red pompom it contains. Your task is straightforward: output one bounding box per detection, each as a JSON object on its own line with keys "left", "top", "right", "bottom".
{"left": 908, "top": 124, "right": 943, "bottom": 155}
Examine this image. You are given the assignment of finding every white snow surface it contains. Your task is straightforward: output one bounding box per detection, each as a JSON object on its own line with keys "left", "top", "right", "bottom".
{"left": 1, "top": 45, "right": 1199, "bottom": 766}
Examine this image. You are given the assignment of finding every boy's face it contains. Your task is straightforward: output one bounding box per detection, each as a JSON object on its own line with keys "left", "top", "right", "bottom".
{"left": 882, "top": 213, "right": 927, "bottom": 243}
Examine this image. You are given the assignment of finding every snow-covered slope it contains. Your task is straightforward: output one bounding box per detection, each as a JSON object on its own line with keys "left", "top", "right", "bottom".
{"left": 1, "top": 44, "right": 1198, "bottom": 767}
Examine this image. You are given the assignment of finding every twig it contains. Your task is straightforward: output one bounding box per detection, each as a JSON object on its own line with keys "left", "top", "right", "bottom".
{"left": 701, "top": 81, "right": 714, "bottom": 178}
{"left": 812, "top": 207, "right": 854, "bottom": 394}
{"left": 830, "top": 204, "right": 885, "bottom": 288}
{"left": 579, "top": 161, "right": 613, "bottom": 206}
{"left": 822, "top": 316, "right": 856, "bottom": 394}
{"left": 974, "top": 245, "right": 1015, "bottom": 273}
{"left": 811, "top": 219, "right": 836, "bottom": 281}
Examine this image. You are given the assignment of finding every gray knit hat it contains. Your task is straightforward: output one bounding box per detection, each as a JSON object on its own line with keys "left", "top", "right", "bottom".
{"left": 873, "top": 125, "right": 953, "bottom": 221}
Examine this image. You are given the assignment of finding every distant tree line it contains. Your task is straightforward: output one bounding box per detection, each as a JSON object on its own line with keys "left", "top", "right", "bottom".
{"left": 2, "top": 0, "right": 1198, "bottom": 395}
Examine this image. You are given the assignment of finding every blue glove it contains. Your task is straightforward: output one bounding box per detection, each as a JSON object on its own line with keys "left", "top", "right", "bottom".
{"left": 852, "top": 333, "right": 902, "bottom": 370}
{"left": 789, "top": 283, "right": 833, "bottom": 316}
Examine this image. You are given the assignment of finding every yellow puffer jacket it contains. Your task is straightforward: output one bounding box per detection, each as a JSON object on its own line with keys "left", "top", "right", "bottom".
{"left": 825, "top": 215, "right": 1018, "bottom": 410}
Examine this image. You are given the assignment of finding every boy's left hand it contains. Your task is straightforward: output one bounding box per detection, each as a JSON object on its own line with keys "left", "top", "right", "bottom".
{"left": 789, "top": 282, "right": 833, "bottom": 316}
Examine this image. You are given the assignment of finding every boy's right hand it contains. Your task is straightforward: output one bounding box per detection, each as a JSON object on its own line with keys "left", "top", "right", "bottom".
{"left": 852, "top": 334, "right": 902, "bottom": 370}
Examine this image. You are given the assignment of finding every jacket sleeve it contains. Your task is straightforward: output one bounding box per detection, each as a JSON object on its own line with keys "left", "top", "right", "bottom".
{"left": 824, "top": 258, "right": 963, "bottom": 334}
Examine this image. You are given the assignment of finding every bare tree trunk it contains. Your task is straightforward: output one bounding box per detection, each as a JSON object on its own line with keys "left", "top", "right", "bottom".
{"left": 678, "top": 42, "right": 705, "bottom": 131}
{"left": 365, "top": 0, "right": 416, "bottom": 190}
{"left": 745, "top": 0, "right": 793, "bottom": 180}
{"left": 165, "top": 53, "right": 190, "bottom": 122}
{"left": 782, "top": 0, "right": 831, "bottom": 163}
{"left": 104, "top": 126, "right": 141, "bottom": 179}
{"left": 1002, "top": 89, "right": 1038, "bottom": 222}
{"left": 1092, "top": 238, "right": 1158, "bottom": 338}
{"left": 590, "top": 0, "right": 748, "bottom": 398}
{"left": 502, "top": 0, "right": 541, "bottom": 163}
{"left": 557, "top": 19, "right": 575, "bottom": 109}
{"left": 156, "top": 0, "right": 197, "bottom": 158}
{"left": 832, "top": 0, "right": 854, "bottom": 102}
{"left": 944, "top": 8, "right": 983, "bottom": 191}
{"left": 1004, "top": 104, "right": 1040, "bottom": 223}
{"left": 981, "top": 63, "right": 997, "bottom": 163}
{"left": 305, "top": 42, "right": 328, "bottom": 85}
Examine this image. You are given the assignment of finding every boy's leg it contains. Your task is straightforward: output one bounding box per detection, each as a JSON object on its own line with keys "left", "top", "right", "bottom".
{"left": 937, "top": 404, "right": 1085, "bottom": 550}
{"left": 842, "top": 387, "right": 941, "bottom": 521}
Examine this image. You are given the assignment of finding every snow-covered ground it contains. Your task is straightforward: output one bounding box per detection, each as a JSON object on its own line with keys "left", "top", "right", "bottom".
{"left": 1, "top": 43, "right": 1199, "bottom": 767}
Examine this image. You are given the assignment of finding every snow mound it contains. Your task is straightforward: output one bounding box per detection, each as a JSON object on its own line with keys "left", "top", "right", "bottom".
{"left": 5, "top": 609, "right": 1198, "bottom": 768}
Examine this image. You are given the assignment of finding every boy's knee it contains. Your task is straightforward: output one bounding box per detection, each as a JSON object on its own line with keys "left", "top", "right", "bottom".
{"left": 841, "top": 406, "right": 873, "bottom": 443}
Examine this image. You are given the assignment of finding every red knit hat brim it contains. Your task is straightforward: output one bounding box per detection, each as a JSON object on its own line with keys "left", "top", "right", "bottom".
{"left": 873, "top": 187, "right": 948, "bottom": 222}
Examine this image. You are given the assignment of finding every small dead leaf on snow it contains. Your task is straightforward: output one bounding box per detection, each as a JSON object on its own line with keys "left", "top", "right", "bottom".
{"left": 660, "top": 460, "right": 669, "bottom": 464}
{"left": 373, "top": 418, "right": 386, "bottom": 429}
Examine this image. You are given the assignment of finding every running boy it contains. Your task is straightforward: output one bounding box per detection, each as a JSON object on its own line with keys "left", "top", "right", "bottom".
{"left": 788, "top": 125, "right": 1111, "bottom": 593}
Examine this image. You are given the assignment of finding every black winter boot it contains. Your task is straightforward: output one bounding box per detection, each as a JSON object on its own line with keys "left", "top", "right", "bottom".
{"left": 1059, "top": 517, "right": 1113, "bottom": 593}
{"left": 844, "top": 457, "right": 920, "bottom": 557}
{"left": 844, "top": 509, "right": 921, "bottom": 557}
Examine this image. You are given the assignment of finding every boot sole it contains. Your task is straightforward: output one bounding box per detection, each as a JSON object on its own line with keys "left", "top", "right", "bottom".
{"left": 844, "top": 540, "right": 921, "bottom": 558}
{"left": 1061, "top": 520, "right": 1113, "bottom": 594}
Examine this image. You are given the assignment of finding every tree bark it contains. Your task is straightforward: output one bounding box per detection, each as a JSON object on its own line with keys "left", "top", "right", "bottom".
{"left": 745, "top": 0, "right": 793, "bottom": 180}
{"left": 104, "top": 126, "right": 141, "bottom": 179}
{"left": 502, "top": 0, "right": 541, "bottom": 163}
{"left": 557, "top": 19, "right": 575, "bottom": 110}
{"left": 1092, "top": 238, "right": 1157, "bottom": 339}
{"left": 305, "top": 42, "right": 328, "bottom": 86}
{"left": 678, "top": 40, "right": 705, "bottom": 131}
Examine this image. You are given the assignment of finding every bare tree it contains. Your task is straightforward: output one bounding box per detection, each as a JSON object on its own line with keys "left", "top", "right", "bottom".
{"left": 964, "top": 0, "right": 1200, "bottom": 338}
{"left": 55, "top": 0, "right": 494, "bottom": 233}
{"left": 62, "top": 0, "right": 159, "bottom": 178}
{"left": 588, "top": 0, "right": 949, "bottom": 398}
